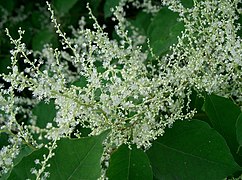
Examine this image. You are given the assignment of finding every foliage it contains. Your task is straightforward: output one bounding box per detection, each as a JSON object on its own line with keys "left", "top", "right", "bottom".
{"left": 147, "top": 119, "right": 240, "bottom": 179}
{"left": 107, "top": 144, "right": 153, "bottom": 180}
{"left": 8, "top": 131, "right": 108, "bottom": 179}
{"left": 0, "top": 0, "right": 242, "bottom": 179}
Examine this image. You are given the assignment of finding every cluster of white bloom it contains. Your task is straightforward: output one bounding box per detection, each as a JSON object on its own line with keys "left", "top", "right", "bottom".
{"left": 163, "top": 0, "right": 242, "bottom": 105}
{"left": 0, "top": 137, "right": 22, "bottom": 176}
{"left": 0, "top": 0, "right": 241, "bottom": 178}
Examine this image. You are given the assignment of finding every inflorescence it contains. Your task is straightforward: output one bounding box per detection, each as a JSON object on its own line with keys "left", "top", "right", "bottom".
{"left": 0, "top": 0, "right": 241, "bottom": 178}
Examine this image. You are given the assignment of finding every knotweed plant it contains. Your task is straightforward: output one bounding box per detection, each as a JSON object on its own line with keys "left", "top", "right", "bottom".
{"left": 0, "top": 0, "right": 241, "bottom": 179}
{"left": 0, "top": 1, "right": 195, "bottom": 178}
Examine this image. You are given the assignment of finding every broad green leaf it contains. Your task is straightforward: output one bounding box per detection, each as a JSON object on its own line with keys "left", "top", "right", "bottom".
{"left": 128, "top": 12, "right": 152, "bottom": 51}
{"left": 52, "top": 0, "right": 78, "bottom": 14}
{"left": 236, "top": 113, "right": 242, "bottom": 150}
{"left": 147, "top": 7, "right": 184, "bottom": 56}
{"left": 13, "top": 145, "right": 34, "bottom": 165}
{"left": 205, "top": 94, "right": 241, "bottom": 158}
{"left": 107, "top": 144, "right": 153, "bottom": 180}
{"left": 147, "top": 120, "right": 240, "bottom": 180}
{"left": 9, "top": 131, "right": 109, "bottom": 179}
{"left": 32, "top": 29, "right": 58, "bottom": 51}
{"left": 32, "top": 100, "right": 56, "bottom": 128}
{"left": 48, "top": 131, "right": 108, "bottom": 179}
{"left": 8, "top": 148, "right": 48, "bottom": 179}
{"left": 129, "top": 12, "right": 152, "bottom": 35}
{"left": 104, "top": 0, "right": 120, "bottom": 18}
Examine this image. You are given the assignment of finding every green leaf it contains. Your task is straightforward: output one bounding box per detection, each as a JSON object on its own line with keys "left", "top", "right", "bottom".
{"left": 104, "top": 0, "right": 120, "bottom": 18}
{"left": 8, "top": 148, "right": 48, "bottom": 179}
{"left": 13, "top": 145, "right": 34, "bottom": 165}
{"left": 205, "top": 94, "right": 241, "bottom": 158}
{"left": 236, "top": 113, "right": 242, "bottom": 150}
{"left": 48, "top": 131, "right": 108, "bottom": 179}
{"left": 129, "top": 12, "right": 152, "bottom": 35}
{"left": 9, "top": 131, "right": 109, "bottom": 179}
{"left": 107, "top": 144, "right": 153, "bottom": 180}
{"left": 127, "top": 12, "right": 152, "bottom": 51}
{"left": 52, "top": 0, "right": 78, "bottom": 14}
{"left": 32, "top": 29, "right": 58, "bottom": 51}
{"left": 146, "top": 120, "right": 240, "bottom": 180}
{"left": 32, "top": 99, "right": 56, "bottom": 128}
{"left": 147, "top": 7, "right": 184, "bottom": 56}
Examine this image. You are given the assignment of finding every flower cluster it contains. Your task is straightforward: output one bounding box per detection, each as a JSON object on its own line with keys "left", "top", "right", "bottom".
{"left": 0, "top": 137, "right": 22, "bottom": 176}
{"left": 163, "top": 0, "right": 242, "bottom": 105}
{"left": 0, "top": 0, "right": 241, "bottom": 178}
